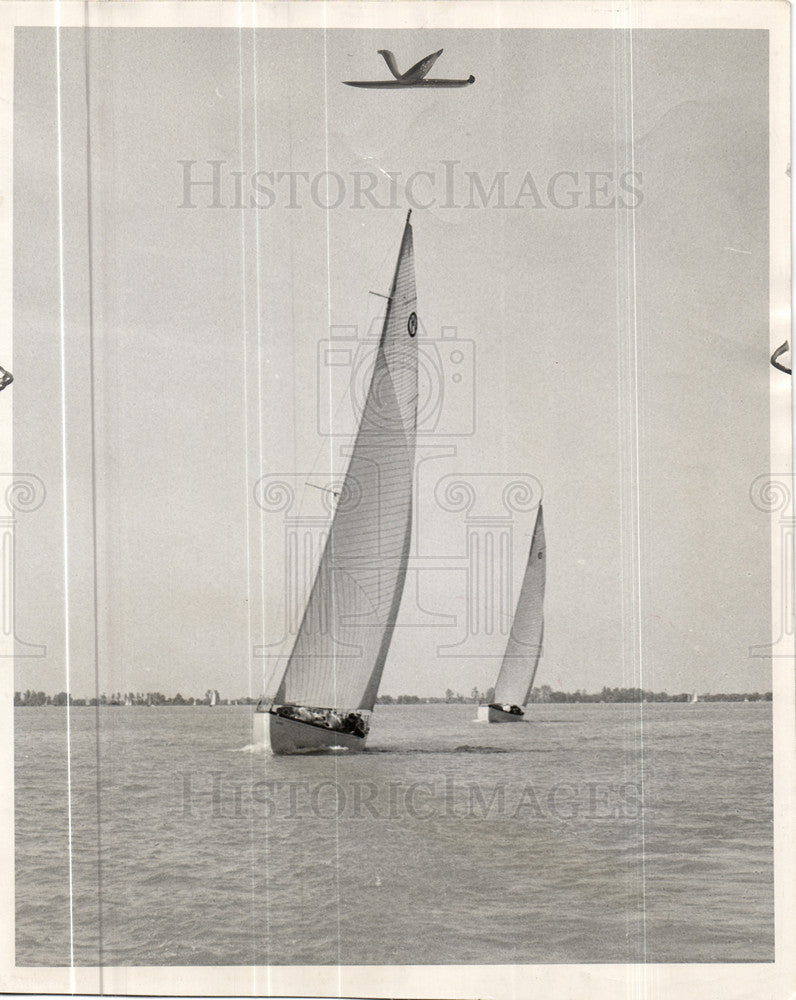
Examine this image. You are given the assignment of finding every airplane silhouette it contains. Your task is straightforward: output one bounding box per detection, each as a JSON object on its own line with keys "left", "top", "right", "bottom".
{"left": 344, "top": 48, "right": 475, "bottom": 89}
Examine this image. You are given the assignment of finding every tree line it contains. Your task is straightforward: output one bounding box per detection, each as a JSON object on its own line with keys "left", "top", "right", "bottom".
{"left": 12, "top": 689, "right": 253, "bottom": 707}
{"left": 377, "top": 685, "right": 772, "bottom": 704}
{"left": 14, "top": 684, "right": 773, "bottom": 707}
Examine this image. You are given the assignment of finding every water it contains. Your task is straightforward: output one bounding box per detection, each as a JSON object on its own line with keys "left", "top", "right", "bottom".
{"left": 15, "top": 702, "right": 773, "bottom": 966}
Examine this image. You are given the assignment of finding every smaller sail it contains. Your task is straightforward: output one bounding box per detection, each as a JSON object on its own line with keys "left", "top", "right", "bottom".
{"left": 492, "top": 505, "right": 545, "bottom": 707}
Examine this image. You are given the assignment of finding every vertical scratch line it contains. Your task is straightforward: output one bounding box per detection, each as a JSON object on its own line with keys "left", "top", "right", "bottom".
{"left": 81, "top": 19, "right": 106, "bottom": 981}
{"left": 54, "top": 10, "right": 76, "bottom": 987}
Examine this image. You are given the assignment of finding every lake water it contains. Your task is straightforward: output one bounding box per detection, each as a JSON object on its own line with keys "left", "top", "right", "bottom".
{"left": 14, "top": 702, "right": 773, "bottom": 966}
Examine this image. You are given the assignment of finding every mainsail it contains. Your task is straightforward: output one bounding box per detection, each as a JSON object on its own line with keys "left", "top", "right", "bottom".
{"left": 274, "top": 213, "right": 418, "bottom": 712}
{"left": 492, "top": 505, "right": 545, "bottom": 707}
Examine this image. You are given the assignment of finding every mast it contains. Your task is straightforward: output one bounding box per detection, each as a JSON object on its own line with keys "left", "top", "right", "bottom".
{"left": 274, "top": 214, "right": 418, "bottom": 711}
{"left": 492, "top": 505, "right": 546, "bottom": 707}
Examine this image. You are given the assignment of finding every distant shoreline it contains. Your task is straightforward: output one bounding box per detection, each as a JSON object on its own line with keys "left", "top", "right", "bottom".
{"left": 14, "top": 687, "right": 773, "bottom": 708}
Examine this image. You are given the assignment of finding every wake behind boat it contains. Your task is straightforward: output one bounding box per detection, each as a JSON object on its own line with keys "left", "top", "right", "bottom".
{"left": 477, "top": 505, "right": 546, "bottom": 724}
{"left": 254, "top": 212, "right": 419, "bottom": 754}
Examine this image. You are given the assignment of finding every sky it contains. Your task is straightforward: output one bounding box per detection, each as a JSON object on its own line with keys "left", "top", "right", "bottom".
{"left": 12, "top": 26, "right": 773, "bottom": 700}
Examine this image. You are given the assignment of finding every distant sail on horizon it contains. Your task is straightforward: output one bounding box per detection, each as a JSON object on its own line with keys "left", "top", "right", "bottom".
{"left": 478, "top": 504, "right": 545, "bottom": 722}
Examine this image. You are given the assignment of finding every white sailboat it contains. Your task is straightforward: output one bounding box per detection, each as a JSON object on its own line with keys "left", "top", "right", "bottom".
{"left": 690, "top": 691, "right": 699, "bottom": 704}
{"left": 254, "top": 212, "right": 418, "bottom": 753}
{"left": 477, "top": 505, "right": 545, "bottom": 723}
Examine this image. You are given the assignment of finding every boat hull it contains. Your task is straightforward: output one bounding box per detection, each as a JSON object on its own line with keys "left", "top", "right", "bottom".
{"left": 253, "top": 709, "right": 368, "bottom": 754}
{"left": 476, "top": 705, "right": 526, "bottom": 723}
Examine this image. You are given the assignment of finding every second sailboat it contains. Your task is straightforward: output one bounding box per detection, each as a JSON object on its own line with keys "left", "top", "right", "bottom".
{"left": 477, "top": 504, "right": 546, "bottom": 723}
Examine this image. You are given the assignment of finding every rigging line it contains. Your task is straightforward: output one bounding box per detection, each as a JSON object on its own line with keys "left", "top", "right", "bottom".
{"left": 55, "top": 14, "right": 76, "bottom": 986}
{"left": 305, "top": 481, "right": 341, "bottom": 498}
